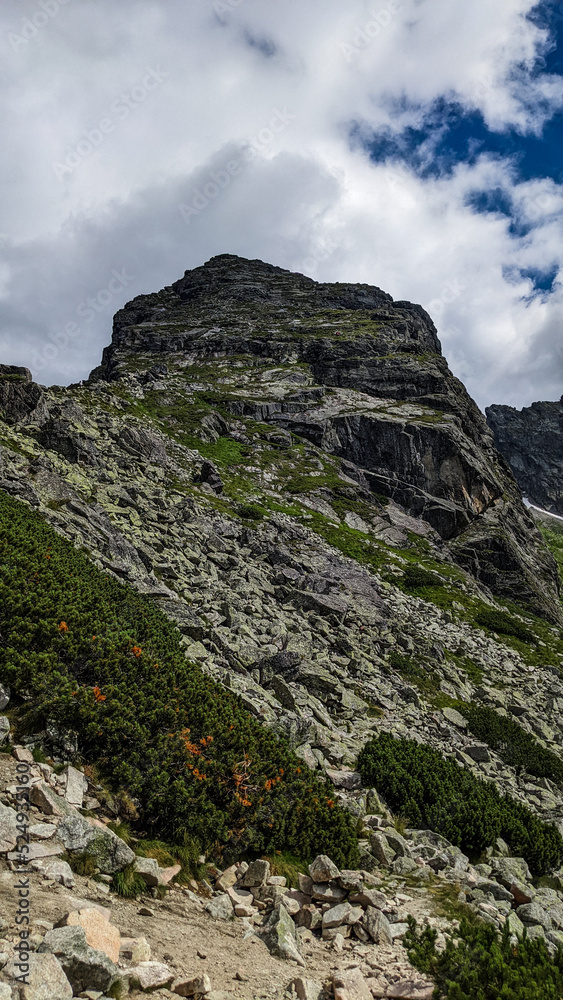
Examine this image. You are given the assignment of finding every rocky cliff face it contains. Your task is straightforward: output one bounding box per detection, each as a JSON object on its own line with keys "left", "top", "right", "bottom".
{"left": 486, "top": 398, "right": 563, "bottom": 515}
{"left": 2, "top": 254, "right": 563, "bottom": 842}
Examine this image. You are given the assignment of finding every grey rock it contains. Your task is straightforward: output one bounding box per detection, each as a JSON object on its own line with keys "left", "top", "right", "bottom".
{"left": 517, "top": 902, "right": 552, "bottom": 930}
{"left": 308, "top": 854, "right": 340, "bottom": 882}
{"left": 204, "top": 894, "right": 233, "bottom": 920}
{"left": 322, "top": 902, "right": 352, "bottom": 928}
{"left": 370, "top": 832, "right": 396, "bottom": 867}
{"left": 4, "top": 951, "right": 72, "bottom": 1000}
{"left": 0, "top": 716, "right": 9, "bottom": 744}
{"left": 260, "top": 903, "right": 305, "bottom": 966}
{"left": 441, "top": 707, "right": 467, "bottom": 728}
{"left": 0, "top": 683, "right": 10, "bottom": 711}
{"left": 38, "top": 926, "right": 119, "bottom": 994}
{"left": 56, "top": 815, "right": 134, "bottom": 874}
{"left": 490, "top": 857, "right": 532, "bottom": 888}
{"left": 363, "top": 906, "right": 394, "bottom": 945}
{"left": 0, "top": 801, "right": 18, "bottom": 852}
{"left": 465, "top": 743, "right": 491, "bottom": 763}
{"left": 241, "top": 858, "right": 270, "bottom": 887}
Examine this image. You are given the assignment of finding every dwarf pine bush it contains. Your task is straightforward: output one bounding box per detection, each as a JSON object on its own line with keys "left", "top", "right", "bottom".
{"left": 0, "top": 491, "right": 358, "bottom": 867}
{"left": 357, "top": 733, "right": 563, "bottom": 874}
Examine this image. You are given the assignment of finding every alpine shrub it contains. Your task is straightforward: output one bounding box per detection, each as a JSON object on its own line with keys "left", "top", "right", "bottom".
{"left": 404, "top": 915, "right": 563, "bottom": 999}
{"left": 0, "top": 491, "right": 358, "bottom": 867}
{"left": 357, "top": 733, "right": 563, "bottom": 874}
{"left": 463, "top": 705, "right": 563, "bottom": 788}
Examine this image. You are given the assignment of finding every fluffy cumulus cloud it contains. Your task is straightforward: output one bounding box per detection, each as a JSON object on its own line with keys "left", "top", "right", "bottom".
{"left": 0, "top": 0, "right": 562, "bottom": 407}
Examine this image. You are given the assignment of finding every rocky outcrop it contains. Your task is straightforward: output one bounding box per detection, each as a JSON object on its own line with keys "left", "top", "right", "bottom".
{"left": 486, "top": 398, "right": 563, "bottom": 515}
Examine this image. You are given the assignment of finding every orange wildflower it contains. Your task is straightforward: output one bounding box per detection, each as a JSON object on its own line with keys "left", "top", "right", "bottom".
{"left": 58, "top": 621, "right": 68, "bottom": 632}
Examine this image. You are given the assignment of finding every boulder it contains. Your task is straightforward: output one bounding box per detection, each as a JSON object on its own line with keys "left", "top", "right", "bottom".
{"left": 363, "top": 906, "right": 394, "bottom": 944}
{"left": 322, "top": 902, "right": 352, "bottom": 929}
{"left": 60, "top": 908, "right": 120, "bottom": 963}
{"left": 120, "top": 936, "right": 151, "bottom": 963}
{"left": 0, "top": 683, "right": 10, "bottom": 711}
{"left": 441, "top": 707, "right": 467, "bottom": 729}
{"left": 127, "top": 961, "right": 175, "bottom": 991}
{"left": 205, "top": 894, "right": 233, "bottom": 921}
{"left": 0, "top": 717, "right": 9, "bottom": 744}
{"left": 29, "top": 782, "right": 65, "bottom": 818}
{"left": 370, "top": 832, "right": 396, "bottom": 867}
{"left": 311, "top": 883, "right": 347, "bottom": 904}
{"left": 386, "top": 982, "right": 435, "bottom": 999}
{"left": 4, "top": 952, "right": 72, "bottom": 1000}
{"left": 517, "top": 902, "right": 552, "bottom": 930}
{"left": 333, "top": 967, "right": 372, "bottom": 1000}
{"left": 56, "top": 814, "right": 135, "bottom": 873}
{"left": 490, "top": 857, "right": 532, "bottom": 888}
{"left": 290, "top": 978, "right": 323, "bottom": 1000}
{"left": 134, "top": 856, "right": 162, "bottom": 887}
{"left": 260, "top": 903, "right": 305, "bottom": 966}
{"left": 61, "top": 766, "right": 87, "bottom": 808}
{"left": 0, "top": 801, "right": 18, "bottom": 853}
{"left": 241, "top": 859, "right": 270, "bottom": 887}
{"left": 38, "top": 925, "right": 119, "bottom": 994}
{"left": 31, "top": 860, "right": 74, "bottom": 888}
{"left": 172, "top": 973, "right": 212, "bottom": 996}
{"left": 308, "top": 855, "right": 340, "bottom": 882}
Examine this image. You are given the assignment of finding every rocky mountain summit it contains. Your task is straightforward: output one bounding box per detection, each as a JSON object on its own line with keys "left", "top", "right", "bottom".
{"left": 486, "top": 396, "right": 563, "bottom": 515}
{"left": 2, "top": 255, "right": 563, "bottom": 997}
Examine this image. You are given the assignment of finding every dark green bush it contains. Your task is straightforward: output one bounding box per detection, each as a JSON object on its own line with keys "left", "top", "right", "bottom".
{"left": 474, "top": 607, "right": 536, "bottom": 645}
{"left": 0, "top": 491, "right": 358, "bottom": 868}
{"left": 402, "top": 565, "right": 441, "bottom": 591}
{"left": 463, "top": 705, "right": 563, "bottom": 788}
{"left": 404, "top": 915, "right": 563, "bottom": 999}
{"left": 357, "top": 733, "right": 563, "bottom": 874}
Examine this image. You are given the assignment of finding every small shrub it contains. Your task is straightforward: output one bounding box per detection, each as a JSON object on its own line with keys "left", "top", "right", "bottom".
{"left": 402, "top": 565, "right": 441, "bottom": 591}
{"left": 111, "top": 864, "right": 147, "bottom": 899}
{"left": 404, "top": 915, "right": 563, "bottom": 999}
{"left": 474, "top": 607, "right": 536, "bottom": 645}
{"left": 64, "top": 851, "right": 97, "bottom": 877}
{"left": 463, "top": 705, "right": 563, "bottom": 788}
{"left": 357, "top": 733, "right": 563, "bottom": 874}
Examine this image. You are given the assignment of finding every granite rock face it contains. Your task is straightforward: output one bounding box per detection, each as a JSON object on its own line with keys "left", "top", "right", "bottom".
{"left": 89, "top": 254, "right": 560, "bottom": 621}
{"left": 486, "top": 398, "right": 563, "bottom": 515}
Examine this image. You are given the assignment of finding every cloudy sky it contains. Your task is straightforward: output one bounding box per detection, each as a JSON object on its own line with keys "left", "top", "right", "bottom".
{"left": 1, "top": 0, "right": 562, "bottom": 409}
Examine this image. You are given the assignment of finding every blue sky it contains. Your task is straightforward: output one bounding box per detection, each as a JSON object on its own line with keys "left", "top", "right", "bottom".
{"left": 0, "top": 0, "right": 562, "bottom": 409}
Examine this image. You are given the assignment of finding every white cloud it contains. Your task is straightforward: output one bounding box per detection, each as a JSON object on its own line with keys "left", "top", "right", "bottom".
{"left": 0, "top": 0, "right": 562, "bottom": 408}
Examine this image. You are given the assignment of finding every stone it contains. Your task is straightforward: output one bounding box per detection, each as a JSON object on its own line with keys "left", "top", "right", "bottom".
{"left": 298, "top": 873, "right": 314, "bottom": 895}
{"left": 0, "top": 717, "right": 9, "bottom": 744}
{"left": 134, "top": 856, "right": 162, "bottom": 887}
{"left": 120, "top": 936, "right": 151, "bottom": 963}
{"left": 506, "top": 911, "right": 525, "bottom": 939}
{"left": 241, "top": 858, "right": 270, "bottom": 887}
{"left": 260, "top": 903, "right": 305, "bottom": 966}
{"left": 291, "top": 977, "right": 323, "bottom": 1000}
{"left": 441, "top": 707, "right": 468, "bottom": 728}
{"left": 311, "top": 883, "right": 347, "bottom": 904}
{"left": 370, "top": 832, "right": 396, "bottom": 867}
{"left": 0, "top": 683, "right": 10, "bottom": 711}
{"left": 215, "top": 864, "right": 238, "bottom": 891}
{"left": 322, "top": 902, "right": 352, "bottom": 928}
{"left": 517, "top": 902, "right": 552, "bottom": 930}
{"left": 382, "top": 829, "right": 411, "bottom": 857}
{"left": 4, "top": 952, "right": 72, "bottom": 1000}
{"left": 172, "top": 973, "right": 212, "bottom": 996}
{"left": 127, "top": 961, "right": 175, "bottom": 991}
{"left": 337, "top": 870, "right": 363, "bottom": 892}
{"left": 56, "top": 814, "right": 135, "bottom": 873}
{"left": 393, "top": 857, "right": 418, "bottom": 875}
{"left": 61, "top": 908, "right": 120, "bottom": 963}
{"left": 0, "top": 985, "right": 11, "bottom": 1000}
{"left": 332, "top": 967, "right": 372, "bottom": 1000}
{"left": 349, "top": 888, "right": 387, "bottom": 909}
{"left": 308, "top": 854, "right": 340, "bottom": 882}
{"left": 364, "top": 906, "right": 394, "bottom": 944}
{"left": 205, "top": 894, "right": 233, "bottom": 920}
{"left": 34, "top": 860, "right": 75, "bottom": 888}
{"left": 28, "top": 823, "right": 57, "bottom": 839}
{"left": 509, "top": 880, "right": 535, "bottom": 905}
{"left": 465, "top": 744, "right": 491, "bottom": 763}
{"left": 38, "top": 926, "right": 119, "bottom": 994}
{"left": 29, "top": 782, "right": 65, "bottom": 817}
{"left": 0, "top": 801, "right": 18, "bottom": 853}
{"left": 386, "top": 982, "right": 435, "bottom": 999}
{"left": 325, "top": 769, "right": 362, "bottom": 790}
{"left": 12, "top": 747, "right": 33, "bottom": 763}
{"left": 8, "top": 843, "right": 63, "bottom": 862}
{"left": 61, "top": 766, "right": 88, "bottom": 808}
{"left": 159, "top": 864, "right": 181, "bottom": 884}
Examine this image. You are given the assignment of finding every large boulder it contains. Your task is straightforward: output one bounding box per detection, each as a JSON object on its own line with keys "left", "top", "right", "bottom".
{"left": 56, "top": 815, "right": 135, "bottom": 873}
{"left": 4, "top": 952, "right": 72, "bottom": 1000}
{"left": 0, "top": 802, "right": 18, "bottom": 853}
{"left": 260, "top": 904, "right": 305, "bottom": 966}
{"left": 38, "top": 926, "right": 119, "bottom": 994}
{"left": 59, "top": 908, "right": 120, "bottom": 963}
